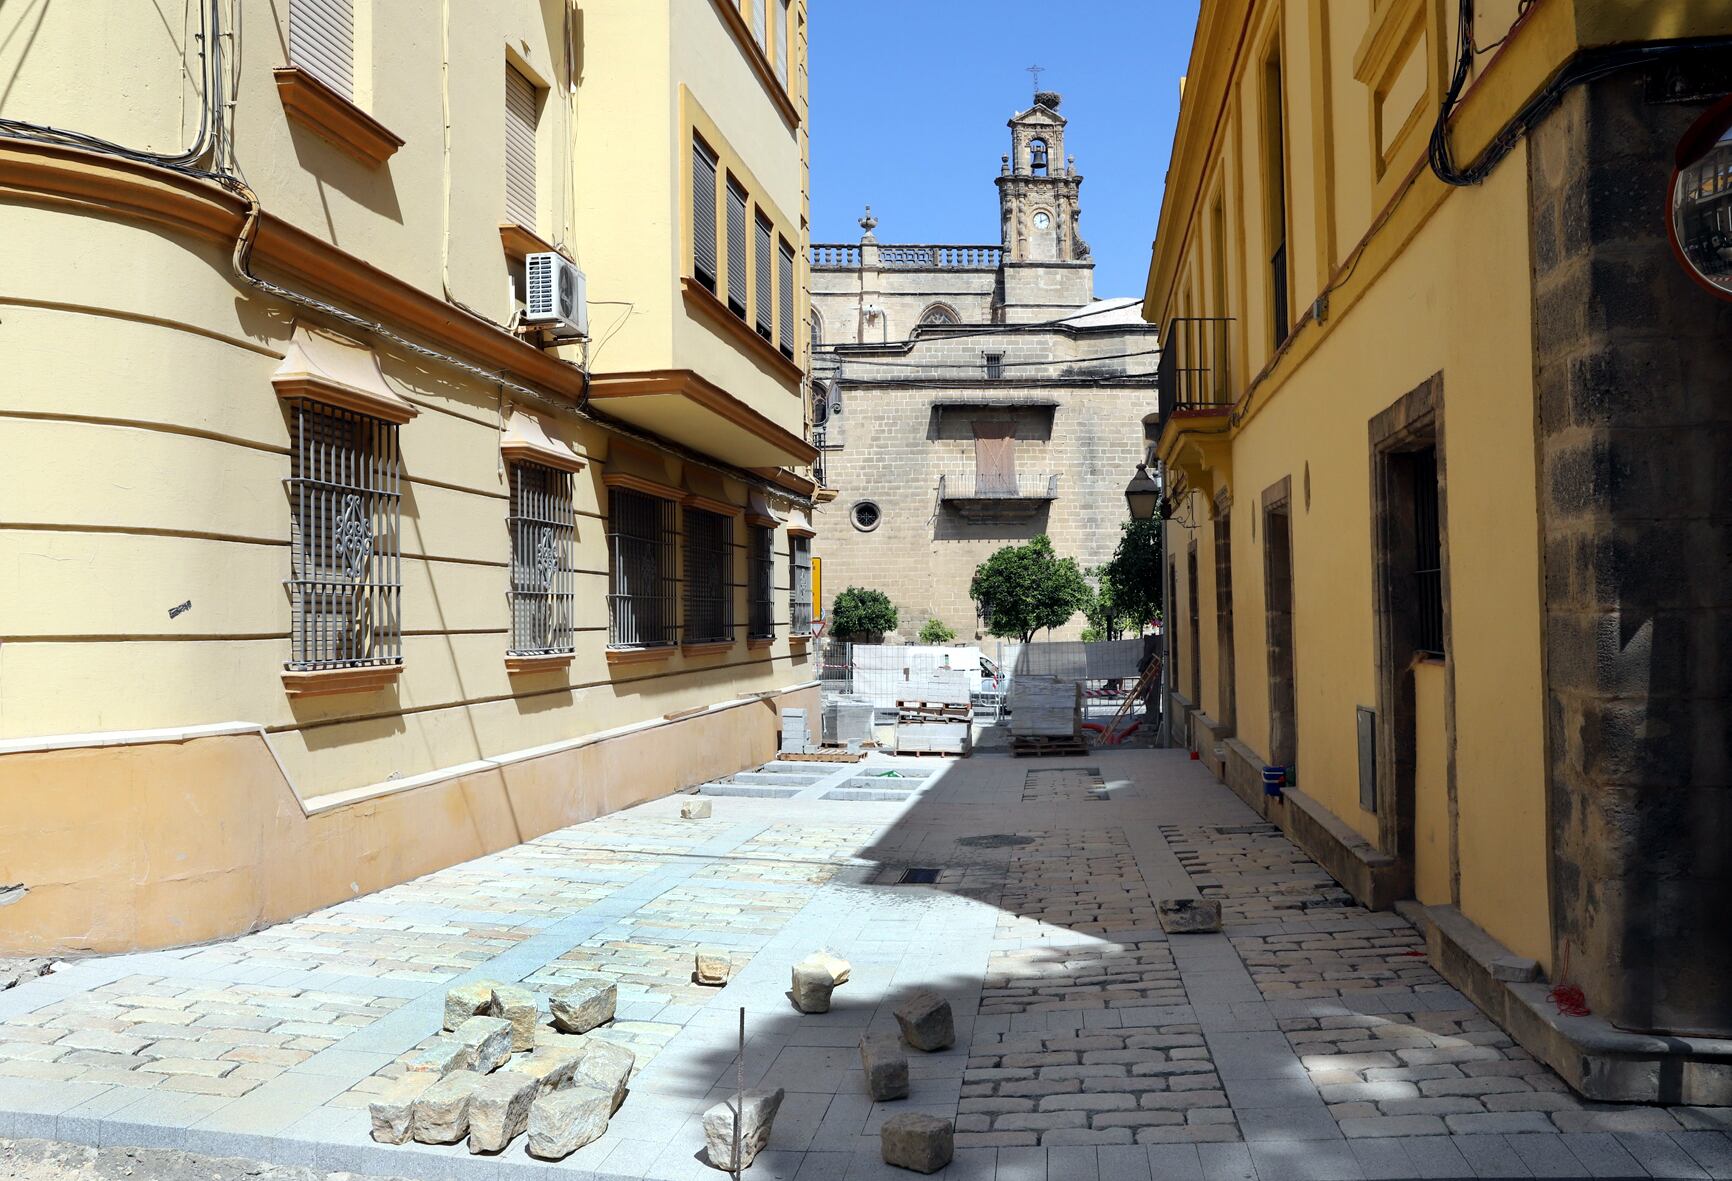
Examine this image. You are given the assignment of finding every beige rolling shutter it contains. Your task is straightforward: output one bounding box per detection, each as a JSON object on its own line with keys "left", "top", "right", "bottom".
{"left": 775, "top": 0, "right": 790, "bottom": 83}
{"left": 692, "top": 139, "right": 719, "bottom": 289}
{"left": 755, "top": 215, "right": 774, "bottom": 338}
{"left": 505, "top": 66, "right": 539, "bottom": 228}
{"left": 289, "top": 0, "right": 354, "bottom": 99}
{"left": 726, "top": 180, "right": 748, "bottom": 315}
{"left": 776, "top": 238, "right": 794, "bottom": 357}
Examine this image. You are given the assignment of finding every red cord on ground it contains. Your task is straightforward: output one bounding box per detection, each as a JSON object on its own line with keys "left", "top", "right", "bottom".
{"left": 1548, "top": 983, "right": 1590, "bottom": 1016}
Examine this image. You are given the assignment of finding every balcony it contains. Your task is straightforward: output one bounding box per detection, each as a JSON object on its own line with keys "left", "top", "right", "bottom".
{"left": 1156, "top": 316, "right": 1234, "bottom": 432}
{"left": 809, "top": 243, "right": 1004, "bottom": 271}
{"left": 939, "top": 471, "right": 1058, "bottom": 520}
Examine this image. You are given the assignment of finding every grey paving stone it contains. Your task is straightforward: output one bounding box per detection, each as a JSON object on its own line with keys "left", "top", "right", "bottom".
{"left": 1197, "top": 1142, "right": 1257, "bottom": 1181}
{"left": 1044, "top": 1145, "right": 1099, "bottom": 1181}
{"left": 1670, "top": 1132, "right": 1732, "bottom": 1179}
{"left": 996, "top": 1145, "right": 1048, "bottom": 1180}
{"left": 1349, "top": 1138, "right": 1419, "bottom": 1180}
{"left": 1096, "top": 1143, "right": 1154, "bottom": 1181}
{"left": 1450, "top": 1133, "right": 1532, "bottom": 1178}
{"left": 793, "top": 1150, "right": 853, "bottom": 1181}
{"left": 1616, "top": 1133, "right": 1710, "bottom": 1180}
{"left": 947, "top": 1146, "right": 1000, "bottom": 1181}
{"left": 1144, "top": 1143, "right": 1206, "bottom": 1181}
{"left": 1223, "top": 1076, "right": 1326, "bottom": 1108}
{"left": 1562, "top": 1131, "right": 1648, "bottom": 1178}
{"left": 1237, "top": 1104, "right": 1343, "bottom": 1143}
{"left": 1247, "top": 1140, "right": 1367, "bottom": 1181}
{"left": 1398, "top": 1135, "right": 1472, "bottom": 1179}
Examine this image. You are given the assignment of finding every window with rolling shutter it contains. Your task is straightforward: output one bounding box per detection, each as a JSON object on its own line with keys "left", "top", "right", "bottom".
{"left": 692, "top": 138, "right": 719, "bottom": 292}
{"left": 755, "top": 214, "right": 774, "bottom": 340}
{"left": 726, "top": 179, "right": 748, "bottom": 318}
{"left": 775, "top": 0, "right": 790, "bottom": 84}
{"left": 505, "top": 65, "right": 539, "bottom": 229}
{"left": 776, "top": 238, "right": 795, "bottom": 359}
{"left": 289, "top": 0, "right": 354, "bottom": 100}
{"left": 753, "top": 0, "right": 767, "bottom": 51}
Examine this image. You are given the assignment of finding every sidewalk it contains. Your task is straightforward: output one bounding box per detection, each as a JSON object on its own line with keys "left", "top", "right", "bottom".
{"left": 0, "top": 748, "right": 1726, "bottom": 1180}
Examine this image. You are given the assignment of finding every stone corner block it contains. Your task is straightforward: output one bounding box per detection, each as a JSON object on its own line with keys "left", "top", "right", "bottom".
{"left": 486, "top": 983, "right": 540, "bottom": 1052}
{"left": 894, "top": 991, "right": 955, "bottom": 1052}
{"left": 443, "top": 979, "right": 502, "bottom": 1031}
{"left": 880, "top": 1112, "right": 954, "bottom": 1173}
{"left": 695, "top": 949, "right": 732, "bottom": 986}
{"left": 1157, "top": 897, "right": 1223, "bottom": 934}
{"left": 550, "top": 977, "right": 618, "bottom": 1034}
{"left": 859, "top": 1033, "right": 910, "bottom": 1101}
{"left": 702, "top": 1087, "right": 786, "bottom": 1171}
{"left": 452, "top": 1015, "right": 514, "bottom": 1074}
{"left": 681, "top": 797, "right": 713, "bottom": 819}
{"left": 411, "top": 1069, "right": 485, "bottom": 1144}
{"left": 526, "top": 1084, "right": 613, "bottom": 1160}
{"left": 466, "top": 1069, "right": 539, "bottom": 1154}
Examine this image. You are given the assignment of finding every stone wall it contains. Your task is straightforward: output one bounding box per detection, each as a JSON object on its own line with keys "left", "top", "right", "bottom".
{"left": 1528, "top": 63, "right": 1732, "bottom": 1037}
{"left": 812, "top": 264, "right": 998, "bottom": 345}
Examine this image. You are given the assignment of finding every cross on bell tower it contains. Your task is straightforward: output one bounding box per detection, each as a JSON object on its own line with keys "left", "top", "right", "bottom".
{"left": 996, "top": 88, "right": 1089, "bottom": 265}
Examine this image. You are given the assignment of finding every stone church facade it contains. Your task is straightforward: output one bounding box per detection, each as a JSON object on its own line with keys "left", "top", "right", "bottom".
{"left": 810, "top": 92, "right": 1157, "bottom": 641}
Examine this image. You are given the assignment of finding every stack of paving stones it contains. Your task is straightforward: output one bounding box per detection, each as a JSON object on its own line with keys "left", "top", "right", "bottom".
{"left": 366, "top": 976, "right": 635, "bottom": 1160}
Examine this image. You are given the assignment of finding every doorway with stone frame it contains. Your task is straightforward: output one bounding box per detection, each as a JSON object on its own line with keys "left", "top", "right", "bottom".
{"left": 1261, "top": 477, "right": 1297, "bottom": 781}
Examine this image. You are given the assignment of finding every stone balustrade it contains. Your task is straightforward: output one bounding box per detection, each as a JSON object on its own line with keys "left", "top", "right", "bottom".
{"left": 809, "top": 243, "right": 1003, "bottom": 270}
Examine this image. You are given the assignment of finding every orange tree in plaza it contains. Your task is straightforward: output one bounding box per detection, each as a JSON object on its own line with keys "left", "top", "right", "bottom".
{"left": 970, "top": 534, "right": 1092, "bottom": 644}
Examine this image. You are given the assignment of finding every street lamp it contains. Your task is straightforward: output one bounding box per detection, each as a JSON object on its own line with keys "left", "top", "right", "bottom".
{"left": 1124, "top": 462, "right": 1160, "bottom": 520}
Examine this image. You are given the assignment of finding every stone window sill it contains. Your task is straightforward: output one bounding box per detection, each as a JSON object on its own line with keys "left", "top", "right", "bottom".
{"left": 747, "top": 636, "right": 776, "bottom": 649}
{"left": 606, "top": 646, "right": 676, "bottom": 666}
{"left": 282, "top": 664, "right": 402, "bottom": 698}
{"left": 505, "top": 652, "right": 574, "bottom": 675}
{"left": 273, "top": 68, "right": 404, "bottom": 168}
{"left": 681, "top": 641, "right": 736, "bottom": 657}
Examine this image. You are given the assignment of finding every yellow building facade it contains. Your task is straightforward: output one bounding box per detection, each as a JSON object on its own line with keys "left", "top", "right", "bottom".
{"left": 0, "top": 0, "right": 820, "bottom": 955}
{"left": 1147, "top": 0, "right": 1732, "bottom": 1103}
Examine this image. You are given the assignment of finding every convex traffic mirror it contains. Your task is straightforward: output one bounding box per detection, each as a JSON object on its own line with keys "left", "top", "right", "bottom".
{"left": 1669, "top": 96, "right": 1732, "bottom": 300}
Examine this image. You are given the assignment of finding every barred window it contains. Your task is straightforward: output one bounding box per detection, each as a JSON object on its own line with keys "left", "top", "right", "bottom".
{"left": 726, "top": 178, "right": 749, "bottom": 318}
{"left": 984, "top": 352, "right": 1004, "bottom": 380}
{"left": 749, "top": 525, "right": 775, "bottom": 639}
{"left": 607, "top": 488, "right": 677, "bottom": 649}
{"left": 683, "top": 507, "right": 735, "bottom": 644}
{"left": 692, "top": 137, "right": 719, "bottom": 292}
{"left": 790, "top": 534, "right": 813, "bottom": 635}
{"left": 776, "top": 237, "right": 795, "bottom": 359}
{"left": 286, "top": 401, "right": 402, "bottom": 671}
{"left": 508, "top": 462, "right": 575, "bottom": 655}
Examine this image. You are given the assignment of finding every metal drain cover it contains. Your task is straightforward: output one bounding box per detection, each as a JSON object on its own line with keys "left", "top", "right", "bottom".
{"left": 898, "top": 867, "right": 942, "bottom": 884}
{"left": 956, "top": 834, "right": 1035, "bottom": 848}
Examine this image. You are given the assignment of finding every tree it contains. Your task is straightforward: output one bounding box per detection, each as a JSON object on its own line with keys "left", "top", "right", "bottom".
{"left": 830, "top": 587, "right": 898, "bottom": 642}
{"left": 1098, "top": 517, "right": 1163, "bottom": 634}
{"left": 1083, "top": 564, "right": 1137, "bottom": 642}
{"left": 917, "top": 618, "right": 957, "bottom": 644}
{"left": 970, "top": 534, "right": 1092, "bottom": 643}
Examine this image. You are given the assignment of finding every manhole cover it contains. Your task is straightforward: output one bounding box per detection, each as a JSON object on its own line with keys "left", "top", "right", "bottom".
{"left": 956, "top": 834, "right": 1034, "bottom": 848}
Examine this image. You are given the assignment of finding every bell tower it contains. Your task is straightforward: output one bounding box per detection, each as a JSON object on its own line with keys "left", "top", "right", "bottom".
{"left": 996, "top": 90, "right": 1089, "bottom": 264}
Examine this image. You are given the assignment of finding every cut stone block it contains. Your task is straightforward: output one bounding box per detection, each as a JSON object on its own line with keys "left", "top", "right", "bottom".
{"left": 487, "top": 984, "right": 539, "bottom": 1052}
{"left": 572, "top": 1038, "right": 635, "bottom": 1112}
{"left": 702, "top": 1087, "right": 785, "bottom": 1171}
{"left": 695, "top": 949, "right": 731, "bottom": 986}
{"left": 504, "top": 1046, "right": 586, "bottom": 1096}
{"left": 807, "top": 950, "right": 852, "bottom": 985}
{"left": 452, "top": 1015, "right": 514, "bottom": 1074}
{"left": 411, "top": 1069, "right": 485, "bottom": 1144}
{"left": 1490, "top": 954, "right": 1540, "bottom": 982}
{"left": 467, "top": 1069, "right": 539, "bottom": 1154}
{"left": 526, "top": 1084, "right": 613, "bottom": 1160}
{"left": 1157, "top": 898, "right": 1223, "bottom": 934}
{"left": 881, "top": 1112, "right": 954, "bottom": 1173}
{"left": 859, "top": 1033, "right": 910, "bottom": 1101}
{"left": 681, "top": 798, "right": 713, "bottom": 819}
{"left": 550, "top": 976, "right": 617, "bottom": 1034}
{"left": 368, "top": 1074, "right": 436, "bottom": 1144}
{"left": 894, "top": 991, "right": 955, "bottom": 1052}
{"left": 401, "top": 1037, "right": 474, "bottom": 1077}
{"left": 791, "top": 961, "right": 835, "bottom": 1013}
{"left": 443, "top": 980, "right": 501, "bottom": 1031}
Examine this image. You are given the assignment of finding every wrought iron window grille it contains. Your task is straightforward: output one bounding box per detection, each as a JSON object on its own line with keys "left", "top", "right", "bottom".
{"left": 607, "top": 488, "right": 678, "bottom": 649}
{"left": 284, "top": 400, "right": 403, "bottom": 672}
{"left": 749, "top": 525, "right": 776, "bottom": 639}
{"left": 508, "top": 461, "right": 576, "bottom": 656}
{"left": 682, "top": 506, "right": 736, "bottom": 644}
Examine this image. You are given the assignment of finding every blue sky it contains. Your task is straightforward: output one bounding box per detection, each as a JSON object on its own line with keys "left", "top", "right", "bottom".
{"left": 807, "top": 1, "right": 1199, "bottom": 300}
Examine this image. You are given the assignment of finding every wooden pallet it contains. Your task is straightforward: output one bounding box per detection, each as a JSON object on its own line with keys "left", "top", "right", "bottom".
{"left": 1011, "top": 735, "right": 1090, "bottom": 757}
{"left": 776, "top": 750, "right": 868, "bottom": 763}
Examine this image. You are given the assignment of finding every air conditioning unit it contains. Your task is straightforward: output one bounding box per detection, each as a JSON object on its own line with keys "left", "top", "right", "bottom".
{"left": 524, "top": 252, "right": 588, "bottom": 340}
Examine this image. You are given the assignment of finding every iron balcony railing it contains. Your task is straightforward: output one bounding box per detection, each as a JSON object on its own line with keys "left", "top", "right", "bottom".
{"left": 939, "top": 472, "right": 1060, "bottom": 501}
{"left": 808, "top": 243, "right": 1003, "bottom": 270}
{"left": 1157, "top": 316, "right": 1234, "bottom": 433}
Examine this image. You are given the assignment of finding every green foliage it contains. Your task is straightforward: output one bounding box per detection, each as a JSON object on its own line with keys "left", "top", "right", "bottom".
{"left": 1084, "top": 564, "right": 1138, "bottom": 643}
{"left": 830, "top": 586, "right": 899, "bottom": 641}
{"left": 1098, "top": 517, "right": 1164, "bottom": 634}
{"left": 969, "top": 534, "right": 1092, "bottom": 644}
{"left": 917, "top": 618, "right": 957, "bottom": 645}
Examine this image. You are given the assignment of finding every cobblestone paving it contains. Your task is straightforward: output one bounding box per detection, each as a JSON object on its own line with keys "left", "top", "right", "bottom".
{"left": 0, "top": 749, "right": 1728, "bottom": 1181}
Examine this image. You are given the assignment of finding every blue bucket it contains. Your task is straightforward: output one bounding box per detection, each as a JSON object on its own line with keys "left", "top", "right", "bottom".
{"left": 1262, "top": 766, "right": 1286, "bottom": 798}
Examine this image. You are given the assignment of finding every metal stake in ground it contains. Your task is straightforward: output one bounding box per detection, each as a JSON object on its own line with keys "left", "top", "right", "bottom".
{"left": 735, "top": 1005, "right": 744, "bottom": 1181}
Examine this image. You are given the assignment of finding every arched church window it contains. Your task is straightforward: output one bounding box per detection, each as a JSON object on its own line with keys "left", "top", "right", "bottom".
{"left": 809, "top": 308, "right": 823, "bottom": 347}
{"left": 920, "top": 304, "right": 959, "bottom": 327}
{"left": 1030, "top": 138, "right": 1048, "bottom": 176}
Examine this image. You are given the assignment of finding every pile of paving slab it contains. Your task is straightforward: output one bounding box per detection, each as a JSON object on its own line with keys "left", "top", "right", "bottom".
{"left": 367, "top": 976, "right": 634, "bottom": 1160}
{"left": 715, "top": 950, "right": 959, "bottom": 1174}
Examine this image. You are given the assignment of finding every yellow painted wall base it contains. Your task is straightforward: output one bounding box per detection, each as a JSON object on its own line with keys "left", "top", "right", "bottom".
{"left": 0, "top": 685, "right": 816, "bottom": 957}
